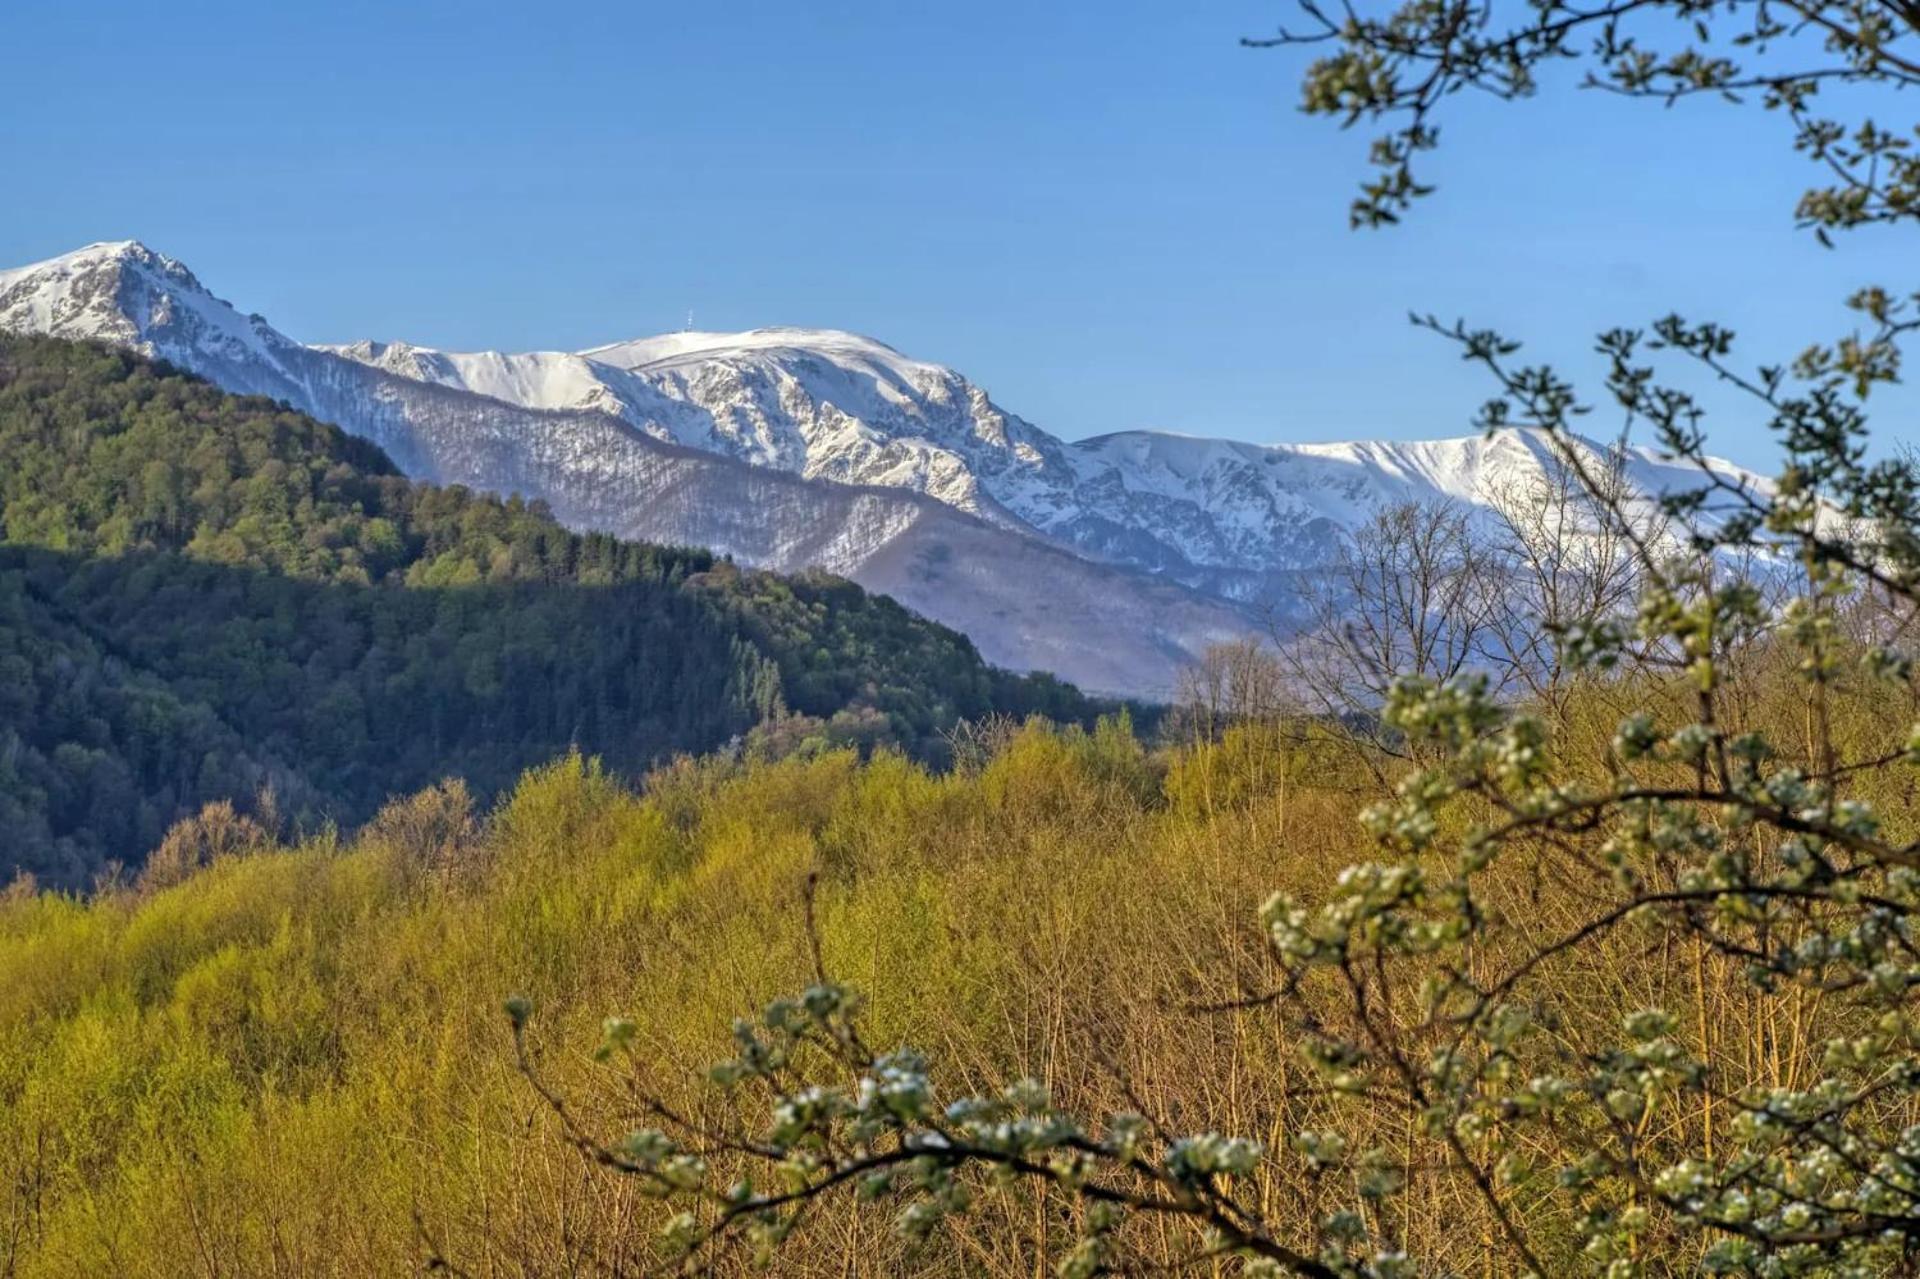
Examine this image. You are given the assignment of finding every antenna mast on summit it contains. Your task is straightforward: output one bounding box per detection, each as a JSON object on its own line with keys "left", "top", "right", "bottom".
{"left": 685, "top": 309, "right": 694, "bottom": 332}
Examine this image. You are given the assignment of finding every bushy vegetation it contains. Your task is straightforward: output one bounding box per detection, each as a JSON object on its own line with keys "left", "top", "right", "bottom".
{"left": 0, "top": 722, "right": 1196, "bottom": 1276}
{"left": 0, "top": 603, "right": 1912, "bottom": 1277}
{"left": 377, "top": 0, "right": 1920, "bottom": 1266}
{"left": 0, "top": 336, "right": 1093, "bottom": 888}
{"left": 9, "top": 0, "right": 1920, "bottom": 1269}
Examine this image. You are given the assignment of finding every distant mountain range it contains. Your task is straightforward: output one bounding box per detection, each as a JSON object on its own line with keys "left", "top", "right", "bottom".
{"left": 0, "top": 241, "right": 1769, "bottom": 696}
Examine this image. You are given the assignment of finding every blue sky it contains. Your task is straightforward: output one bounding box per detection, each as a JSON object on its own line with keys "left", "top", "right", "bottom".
{"left": 3, "top": 0, "right": 1905, "bottom": 468}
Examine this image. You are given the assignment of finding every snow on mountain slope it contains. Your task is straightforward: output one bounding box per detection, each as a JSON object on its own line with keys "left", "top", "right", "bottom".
{"left": 1068, "top": 427, "right": 1746, "bottom": 534}
{"left": 1053, "top": 427, "right": 1773, "bottom": 592}
{"left": 324, "top": 326, "right": 1076, "bottom": 527}
{"left": 319, "top": 340, "right": 636, "bottom": 416}
{"left": 0, "top": 242, "right": 315, "bottom": 403}
{"left": 320, "top": 322, "right": 1775, "bottom": 600}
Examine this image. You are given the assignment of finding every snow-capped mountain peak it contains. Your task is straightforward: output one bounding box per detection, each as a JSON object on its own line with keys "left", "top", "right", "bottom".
{"left": 352, "top": 322, "right": 1772, "bottom": 591}
{"left": 0, "top": 239, "right": 314, "bottom": 404}
{"left": 584, "top": 326, "right": 933, "bottom": 378}
{"left": 3, "top": 240, "right": 233, "bottom": 343}
{"left": 321, "top": 322, "right": 1073, "bottom": 519}
{"left": 0, "top": 240, "right": 1776, "bottom": 696}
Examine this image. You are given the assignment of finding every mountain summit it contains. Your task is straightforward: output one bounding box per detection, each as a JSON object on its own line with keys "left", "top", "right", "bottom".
{"left": 0, "top": 242, "right": 299, "bottom": 394}
{"left": 321, "top": 312, "right": 1770, "bottom": 603}
{"left": 0, "top": 241, "right": 1767, "bottom": 696}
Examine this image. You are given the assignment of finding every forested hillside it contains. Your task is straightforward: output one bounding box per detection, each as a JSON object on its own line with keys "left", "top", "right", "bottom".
{"left": 0, "top": 638, "right": 1911, "bottom": 1277}
{"left": 0, "top": 336, "right": 1091, "bottom": 888}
